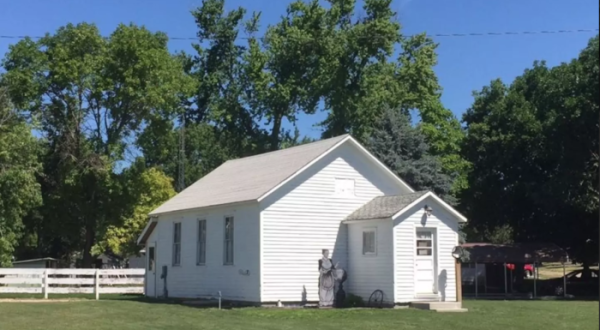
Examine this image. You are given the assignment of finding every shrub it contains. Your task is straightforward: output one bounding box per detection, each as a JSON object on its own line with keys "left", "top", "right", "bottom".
{"left": 344, "top": 293, "right": 365, "bottom": 308}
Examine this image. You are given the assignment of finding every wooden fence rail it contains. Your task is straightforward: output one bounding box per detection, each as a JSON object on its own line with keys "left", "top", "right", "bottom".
{"left": 0, "top": 268, "right": 145, "bottom": 299}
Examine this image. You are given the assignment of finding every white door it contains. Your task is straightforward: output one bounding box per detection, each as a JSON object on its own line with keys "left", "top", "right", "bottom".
{"left": 146, "top": 244, "right": 156, "bottom": 298}
{"left": 415, "top": 229, "right": 436, "bottom": 294}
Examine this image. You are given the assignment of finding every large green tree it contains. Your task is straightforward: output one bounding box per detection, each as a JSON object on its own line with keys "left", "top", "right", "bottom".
{"left": 2, "top": 23, "right": 191, "bottom": 266}
{"left": 140, "top": 0, "right": 331, "bottom": 189}
{"left": 365, "top": 107, "right": 454, "bottom": 202}
{"left": 142, "top": 0, "right": 467, "bottom": 195}
{"left": 93, "top": 164, "right": 175, "bottom": 259}
{"left": 0, "top": 87, "right": 42, "bottom": 266}
{"left": 188, "top": 0, "right": 265, "bottom": 152}
{"left": 244, "top": 1, "right": 327, "bottom": 150}
{"left": 313, "top": 0, "right": 467, "bottom": 194}
{"left": 139, "top": 0, "right": 266, "bottom": 190}
{"left": 460, "top": 35, "right": 599, "bottom": 262}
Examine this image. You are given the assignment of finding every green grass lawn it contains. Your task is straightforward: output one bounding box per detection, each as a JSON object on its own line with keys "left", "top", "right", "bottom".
{"left": 0, "top": 298, "right": 597, "bottom": 330}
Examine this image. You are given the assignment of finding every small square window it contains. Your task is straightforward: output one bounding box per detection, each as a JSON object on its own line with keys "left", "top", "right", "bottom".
{"left": 335, "top": 178, "right": 355, "bottom": 197}
{"left": 362, "top": 230, "right": 376, "bottom": 255}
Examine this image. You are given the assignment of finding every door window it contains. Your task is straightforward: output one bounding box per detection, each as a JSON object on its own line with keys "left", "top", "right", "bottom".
{"left": 416, "top": 231, "right": 433, "bottom": 256}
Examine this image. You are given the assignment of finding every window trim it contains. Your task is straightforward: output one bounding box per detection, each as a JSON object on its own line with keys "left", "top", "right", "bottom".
{"left": 172, "top": 222, "right": 182, "bottom": 267}
{"left": 223, "top": 216, "right": 234, "bottom": 265}
{"left": 196, "top": 219, "right": 207, "bottom": 266}
{"left": 362, "top": 227, "right": 377, "bottom": 256}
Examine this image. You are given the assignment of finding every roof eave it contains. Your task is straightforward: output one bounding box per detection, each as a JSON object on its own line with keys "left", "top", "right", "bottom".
{"left": 257, "top": 135, "right": 414, "bottom": 204}
{"left": 149, "top": 199, "right": 258, "bottom": 217}
{"left": 136, "top": 218, "right": 158, "bottom": 245}
{"left": 343, "top": 217, "right": 392, "bottom": 224}
{"left": 13, "top": 257, "right": 58, "bottom": 264}
{"left": 256, "top": 135, "right": 353, "bottom": 203}
{"left": 391, "top": 192, "right": 468, "bottom": 223}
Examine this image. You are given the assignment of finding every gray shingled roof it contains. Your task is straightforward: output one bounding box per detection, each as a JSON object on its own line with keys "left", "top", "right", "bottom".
{"left": 345, "top": 191, "right": 429, "bottom": 221}
{"left": 150, "top": 134, "right": 350, "bottom": 215}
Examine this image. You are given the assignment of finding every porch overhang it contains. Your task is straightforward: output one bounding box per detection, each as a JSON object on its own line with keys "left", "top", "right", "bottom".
{"left": 343, "top": 191, "right": 467, "bottom": 224}
{"left": 343, "top": 217, "right": 390, "bottom": 224}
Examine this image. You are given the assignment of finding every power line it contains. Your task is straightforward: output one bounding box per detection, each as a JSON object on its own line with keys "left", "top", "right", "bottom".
{"left": 0, "top": 28, "right": 597, "bottom": 42}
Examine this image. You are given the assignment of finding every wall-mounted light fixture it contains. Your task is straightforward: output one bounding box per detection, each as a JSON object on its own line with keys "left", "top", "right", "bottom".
{"left": 424, "top": 205, "right": 433, "bottom": 216}
{"left": 451, "top": 246, "right": 464, "bottom": 260}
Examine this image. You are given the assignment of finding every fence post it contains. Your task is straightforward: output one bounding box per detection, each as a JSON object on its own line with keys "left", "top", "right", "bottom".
{"left": 474, "top": 262, "right": 478, "bottom": 299}
{"left": 42, "top": 270, "right": 48, "bottom": 299}
{"left": 218, "top": 291, "right": 222, "bottom": 310}
{"left": 95, "top": 269, "right": 100, "bottom": 300}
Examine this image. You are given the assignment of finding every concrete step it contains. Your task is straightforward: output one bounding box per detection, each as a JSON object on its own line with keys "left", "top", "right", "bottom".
{"left": 412, "top": 294, "right": 440, "bottom": 302}
{"left": 436, "top": 308, "right": 469, "bottom": 313}
{"left": 411, "top": 301, "right": 466, "bottom": 312}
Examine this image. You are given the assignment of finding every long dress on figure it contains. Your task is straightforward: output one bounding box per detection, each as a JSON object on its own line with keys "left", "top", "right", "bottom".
{"left": 318, "top": 257, "right": 335, "bottom": 307}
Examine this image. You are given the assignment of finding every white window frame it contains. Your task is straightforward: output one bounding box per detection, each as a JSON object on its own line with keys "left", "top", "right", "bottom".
{"left": 224, "top": 216, "right": 234, "bottom": 265}
{"left": 172, "top": 222, "right": 182, "bottom": 266}
{"left": 362, "top": 228, "right": 377, "bottom": 256}
{"left": 197, "top": 219, "right": 207, "bottom": 265}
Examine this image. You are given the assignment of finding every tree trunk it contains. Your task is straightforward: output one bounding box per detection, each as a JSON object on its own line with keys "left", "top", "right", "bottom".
{"left": 82, "top": 223, "right": 96, "bottom": 268}
{"left": 270, "top": 115, "right": 282, "bottom": 151}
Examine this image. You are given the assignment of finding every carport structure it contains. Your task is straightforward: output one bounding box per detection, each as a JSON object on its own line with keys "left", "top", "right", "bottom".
{"left": 460, "top": 243, "right": 568, "bottom": 298}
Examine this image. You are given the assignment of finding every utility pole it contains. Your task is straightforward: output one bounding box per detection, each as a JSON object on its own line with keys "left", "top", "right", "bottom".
{"left": 178, "top": 112, "right": 185, "bottom": 192}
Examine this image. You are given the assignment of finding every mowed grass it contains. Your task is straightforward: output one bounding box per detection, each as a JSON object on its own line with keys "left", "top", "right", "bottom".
{"left": 0, "top": 298, "right": 597, "bottom": 330}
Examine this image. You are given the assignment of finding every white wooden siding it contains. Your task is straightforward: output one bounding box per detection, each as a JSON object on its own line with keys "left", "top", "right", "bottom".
{"left": 347, "top": 220, "right": 394, "bottom": 303}
{"left": 147, "top": 203, "right": 260, "bottom": 301}
{"left": 260, "top": 143, "right": 409, "bottom": 303}
{"left": 393, "top": 196, "right": 459, "bottom": 303}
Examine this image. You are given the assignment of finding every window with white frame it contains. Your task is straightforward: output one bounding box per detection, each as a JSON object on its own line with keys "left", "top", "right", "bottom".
{"left": 362, "top": 229, "right": 376, "bottom": 255}
{"left": 197, "top": 219, "right": 207, "bottom": 265}
{"left": 224, "top": 216, "right": 234, "bottom": 265}
{"left": 172, "top": 222, "right": 182, "bottom": 266}
{"left": 334, "top": 178, "right": 355, "bottom": 197}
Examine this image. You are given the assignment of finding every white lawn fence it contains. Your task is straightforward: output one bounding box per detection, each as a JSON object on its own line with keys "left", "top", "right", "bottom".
{"left": 0, "top": 268, "right": 145, "bottom": 299}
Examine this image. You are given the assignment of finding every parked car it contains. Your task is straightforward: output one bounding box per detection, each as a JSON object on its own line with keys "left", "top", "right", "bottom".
{"left": 542, "top": 269, "right": 598, "bottom": 296}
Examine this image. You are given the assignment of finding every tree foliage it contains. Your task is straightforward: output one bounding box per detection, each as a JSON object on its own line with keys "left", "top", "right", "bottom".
{"left": 93, "top": 165, "right": 175, "bottom": 259}
{"left": 365, "top": 107, "right": 454, "bottom": 203}
{"left": 460, "top": 35, "right": 599, "bottom": 261}
{"left": 143, "top": 0, "right": 466, "bottom": 193}
{"left": 0, "top": 87, "right": 42, "bottom": 266}
{"left": 2, "top": 23, "right": 191, "bottom": 266}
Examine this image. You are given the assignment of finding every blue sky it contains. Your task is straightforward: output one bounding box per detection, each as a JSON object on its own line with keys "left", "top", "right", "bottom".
{"left": 1, "top": 0, "right": 598, "bottom": 139}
